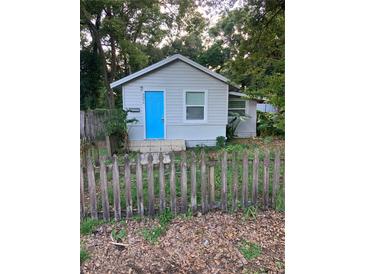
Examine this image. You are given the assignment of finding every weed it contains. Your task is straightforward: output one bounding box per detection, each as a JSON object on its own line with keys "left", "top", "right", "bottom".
{"left": 80, "top": 218, "right": 103, "bottom": 235}
{"left": 239, "top": 240, "right": 262, "bottom": 260}
{"left": 243, "top": 206, "right": 257, "bottom": 220}
{"left": 80, "top": 247, "right": 90, "bottom": 264}
{"left": 216, "top": 136, "right": 226, "bottom": 148}
{"left": 158, "top": 210, "right": 173, "bottom": 227}
{"left": 111, "top": 228, "right": 127, "bottom": 241}
{"left": 275, "top": 261, "right": 284, "bottom": 269}
{"left": 141, "top": 225, "right": 165, "bottom": 244}
{"left": 275, "top": 187, "right": 285, "bottom": 212}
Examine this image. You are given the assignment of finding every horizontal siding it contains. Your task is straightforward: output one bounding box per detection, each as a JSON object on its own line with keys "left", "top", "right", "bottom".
{"left": 123, "top": 60, "right": 228, "bottom": 138}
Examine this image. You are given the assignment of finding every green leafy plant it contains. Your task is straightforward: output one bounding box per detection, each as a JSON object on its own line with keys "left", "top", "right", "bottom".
{"left": 257, "top": 111, "right": 284, "bottom": 137}
{"left": 111, "top": 228, "right": 127, "bottom": 241}
{"left": 141, "top": 226, "right": 165, "bottom": 244}
{"left": 80, "top": 247, "right": 90, "bottom": 264}
{"left": 80, "top": 218, "right": 103, "bottom": 235}
{"left": 158, "top": 210, "right": 174, "bottom": 227}
{"left": 216, "top": 136, "right": 226, "bottom": 148}
{"left": 243, "top": 206, "right": 257, "bottom": 220}
{"left": 239, "top": 240, "right": 262, "bottom": 260}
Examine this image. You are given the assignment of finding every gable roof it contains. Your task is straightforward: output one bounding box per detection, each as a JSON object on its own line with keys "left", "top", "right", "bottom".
{"left": 110, "top": 54, "right": 231, "bottom": 88}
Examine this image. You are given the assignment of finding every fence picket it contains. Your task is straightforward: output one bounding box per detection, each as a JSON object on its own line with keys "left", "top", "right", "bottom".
{"left": 241, "top": 150, "right": 249, "bottom": 208}
{"left": 252, "top": 150, "right": 259, "bottom": 206}
{"left": 124, "top": 154, "right": 133, "bottom": 218}
{"left": 209, "top": 165, "right": 215, "bottom": 209}
{"left": 159, "top": 152, "right": 166, "bottom": 213}
{"left": 201, "top": 150, "right": 208, "bottom": 213}
{"left": 263, "top": 150, "right": 270, "bottom": 210}
{"left": 100, "top": 156, "right": 110, "bottom": 221}
{"left": 80, "top": 166, "right": 85, "bottom": 219}
{"left": 112, "top": 155, "right": 121, "bottom": 221}
{"left": 272, "top": 149, "right": 281, "bottom": 208}
{"left": 232, "top": 151, "right": 238, "bottom": 211}
{"left": 180, "top": 151, "right": 188, "bottom": 213}
{"left": 105, "top": 135, "right": 111, "bottom": 157}
{"left": 221, "top": 151, "right": 228, "bottom": 211}
{"left": 147, "top": 153, "right": 154, "bottom": 217}
{"left": 136, "top": 154, "right": 144, "bottom": 216}
{"left": 169, "top": 152, "right": 177, "bottom": 215}
{"left": 190, "top": 151, "right": 197, "bottom": 213}
{"left": 87, "top": 156, "right": 98, "bottom": 219}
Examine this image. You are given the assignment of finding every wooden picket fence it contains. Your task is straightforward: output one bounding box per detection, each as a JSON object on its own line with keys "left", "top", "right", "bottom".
{"left": 80, "top": 149, "right": 284, "bottom": 221}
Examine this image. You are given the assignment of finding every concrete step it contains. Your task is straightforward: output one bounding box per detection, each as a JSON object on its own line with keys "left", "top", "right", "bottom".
{"left": 129, "top": 139, "right": 186, "bottom": 153}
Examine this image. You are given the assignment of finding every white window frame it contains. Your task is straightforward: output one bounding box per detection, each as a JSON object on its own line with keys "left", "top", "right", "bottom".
{"left": 228, "top": 97, "right": 246, "bottom": 118}
{"left": 183, "top": 90, "right": 208, "bottom": 123}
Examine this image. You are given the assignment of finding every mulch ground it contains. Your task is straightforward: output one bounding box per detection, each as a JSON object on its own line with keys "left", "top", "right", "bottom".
{"left": 81, "top": 210, "right": 284, "bottom": 274}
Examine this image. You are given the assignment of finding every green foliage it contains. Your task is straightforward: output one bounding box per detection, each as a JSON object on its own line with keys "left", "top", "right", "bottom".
{"left": 257, "top": 111, "right": 284, "bottom": 137}
{"left": 111, "top": 228, "right": 127, "bottom": 241}
{"left": 141, "top": 210, "right": 174, "bottom": 244}
{"left": 80, "top": 247, "right": 90, "bottom": 264}
{"left": 239, "top": 240, "right": 262, "bottom": 260}
{"left": 243, "top": 206, "right": 257, "bottom": 220}
{"left": 80, "top": 218, "right": 103, "bottom": 235}
{"left": 275, "top": 188, "right": 285, "bottom": 212}
{"left": 158, "top": 210, "right": 174, "bottom": 227}
{"left": 216, "top": 136, "right": 226, "bottom": 148}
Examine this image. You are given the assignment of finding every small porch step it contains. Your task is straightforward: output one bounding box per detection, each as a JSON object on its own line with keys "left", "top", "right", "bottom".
{"left": 129, "top": 139, "right": 186, "bottom": 153}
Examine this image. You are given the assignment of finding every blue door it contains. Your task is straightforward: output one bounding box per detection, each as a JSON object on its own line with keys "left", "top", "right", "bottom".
{"left": 145, "top": 91, "right": 164, "bottom": 139}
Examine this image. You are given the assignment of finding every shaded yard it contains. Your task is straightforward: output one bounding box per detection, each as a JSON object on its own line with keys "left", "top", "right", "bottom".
{"left": 81, "top": 210, "right": 284, "bottom": 274}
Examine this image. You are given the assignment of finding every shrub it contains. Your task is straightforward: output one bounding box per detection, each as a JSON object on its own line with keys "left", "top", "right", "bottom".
{"left": 257, "top": 111, "right": 284, "bottom": 137}
{"left": 216, "top": 136, "right": 226, "bottom": 148}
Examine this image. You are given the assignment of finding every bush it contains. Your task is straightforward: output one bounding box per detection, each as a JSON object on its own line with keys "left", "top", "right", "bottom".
{"left": 257, "top": 111, "right": 284, "bottom": 137}
{"left": 216, "top": 136, "right": 226, "bottom": 148}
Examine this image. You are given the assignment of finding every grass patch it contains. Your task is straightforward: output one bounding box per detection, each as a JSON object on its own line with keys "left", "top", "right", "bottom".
{"left": 80, "top": 247, "right": 90, "bottom": 264}
{"left": 243, "top": 206, "right": 257, "bottom": 220}
{"left": 141, "top": 210, "right": 174, "bottom": 244}
{"left": 80, "top": 218, "right": 103, "bottom": 235}
{"left": 239, "top": 240, "right": 262, "bottom": 260}
{"left": 111, "top": 228, "right": 127, "bottom": 241}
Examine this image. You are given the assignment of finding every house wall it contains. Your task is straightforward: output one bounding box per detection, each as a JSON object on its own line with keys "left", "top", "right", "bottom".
{"left": 234, "top": 100, "right": 257, "bottom": 137}
{"left": 122, "top": 60, "right": 229, "bottom": 147}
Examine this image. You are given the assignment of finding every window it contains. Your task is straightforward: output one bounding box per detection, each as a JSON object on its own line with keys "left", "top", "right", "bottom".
{"left": 185, "top": 91, "right": 206, "bottom": 121}
{"left": 228, "top": 97, "right": 246, "bottom": 116}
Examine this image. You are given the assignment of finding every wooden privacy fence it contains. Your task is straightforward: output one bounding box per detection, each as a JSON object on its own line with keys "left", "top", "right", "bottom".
{"left": 80, "top": 150, "right": 284, "bottom": 221}
{"left": 80, "top": 110, "right": 113, "bottom": 141}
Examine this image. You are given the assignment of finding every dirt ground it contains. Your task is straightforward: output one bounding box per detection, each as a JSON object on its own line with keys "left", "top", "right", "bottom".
{"left": 81, "top": 210, "right": 285, "bottom": 274}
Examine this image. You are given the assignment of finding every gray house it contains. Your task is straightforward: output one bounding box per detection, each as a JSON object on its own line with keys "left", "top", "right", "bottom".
{"left": 110, "top": 54, "right": 256, "bottom": 150}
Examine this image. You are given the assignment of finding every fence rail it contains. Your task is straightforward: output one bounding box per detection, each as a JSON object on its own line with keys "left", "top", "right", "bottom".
{"left": 80, "top": 150, "right": 284, "bottom": 221}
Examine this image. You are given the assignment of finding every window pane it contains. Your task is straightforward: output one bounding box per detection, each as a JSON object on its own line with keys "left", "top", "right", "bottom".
{"left": 186, "top": 106, "right": 204, "bottom": 120}
{"left": 186, "top": 92, "right": 204, "bottom": 105}
{"left": 228, "top": 109, "right": 245, "bottom": 116}
{"left": 229, "top": 99, "right": 245, "bottom": 109}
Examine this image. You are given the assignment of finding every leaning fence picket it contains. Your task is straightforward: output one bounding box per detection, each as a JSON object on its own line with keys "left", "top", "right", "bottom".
{"left": 112, "top": 155, "right": 121, "bottom": 221}
{"left": 136, "top": 154, "right": 144, "bottom": 216}
{"left": 221, "top": 151, "right": 228, "bottom": 211}
{"left": 169, "top": 152, "right": 177, "bottom": 215}
{"left": 252, "top": 150, "right": 259, "bottom": 206}
{"left": 147, "top": 153, "right": 155, "bottom": 217}
{"left": 263, "top": 150, "right": 270, "bottom": 210}
{"left": 201, "top": 150, "right": 208, "bottom": 213}
{"left": 272, "top": 149, "right": 281, "bottom": 208}
{"left": 124, "top": 154, "right": 133, "bottom": 218}
{"left": 100, "top": 156, "right": 110, "bottom": 221}
{"left": 241, "top": 150, "right": 249, "bottom": 208}
{"left": 159, "top": 153, "right": 166, "bottom": 213}
{"left": 190, "top": 151, "right": 197, "bottom": 213}
{"left": 232, "top": 151, "right": 238, "bottom": 211}
{"left": 80, "top": 166, "right": 85, "bottom": 219}
{"left": 180, "top": 151, "right": 188, "bottom": 213}
{"left": 87, "top": 156, "right": 98, "bottom": 219}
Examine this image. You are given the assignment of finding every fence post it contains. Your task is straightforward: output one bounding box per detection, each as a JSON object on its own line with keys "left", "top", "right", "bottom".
{"left": 100, "top": 156, "right": 110, "bottom": 221}
{"left": 87, "top": 155, "right": 98, "bottom": 219}
{"left": 209, "top": 165, "right": 215, "bottom": 209}
{"left": 112, "top": 155, "right": 121, "bottom": 221}
{"left": 159, "top": 152, "right": 166, "bottom": 213}
{"left": 263, "top": 150, "right": 270, "bottom": 210}
{"left": 180, "top": 151, "right": 188, "bottom": 213}
{"left": 190, "top": 151, "right": 197, "bottom": 213}
{"left": 105, "top": 135, "right": 112, "bottom": 157}
{"left": 136, "top": 153, "right": 144, "bottom": 216}
{"left": 124, "top": 154, "right": 133, "bottom": 218}
{"left": 80, "top": 166, "right": 85, "bottom": 220}
{"left": 147, "top": 153, "right": 154, "bottom": 217}
{"left": 272, "top": 149, "right": 281, "bottom": 208}
{"left": 252, "top": 150, "right": 259, "bottom": 206}
{"left": 169, "top": 152, "right": 177, "bottom": 215}
{"left": 201, "top": 150, "right": 208, "bottom": 213}
{"left": 241, "top": 150, "right": 249, "bottom": 208}
{"left": 232, "top": 151, "right": 238, "bottom": 211}
{"left": 221, "top": 150, "right": 228, "bottom": 211}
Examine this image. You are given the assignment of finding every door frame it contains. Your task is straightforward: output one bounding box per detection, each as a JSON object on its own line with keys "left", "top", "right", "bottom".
{"left": 143, "top": 88, "right": 166, "bottom": 140}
